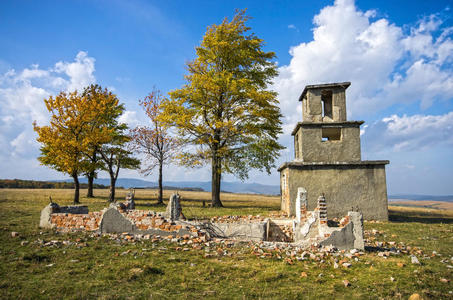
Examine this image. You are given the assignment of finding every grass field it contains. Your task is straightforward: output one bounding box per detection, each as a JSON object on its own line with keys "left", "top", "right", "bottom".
{"left": 0, "top": 188, "right": 452, "bottom": 299}
{"left": 389, "top": 200, "right": 453, "bottom": 211}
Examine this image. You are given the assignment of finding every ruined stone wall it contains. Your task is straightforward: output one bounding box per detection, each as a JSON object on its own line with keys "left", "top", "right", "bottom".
{"left": 122, "top": 210, "right": 185, "bottom": 232}
{"left": 51, "top": 212, "right": 102, "bottom": 232}
{"left": 284, "top": 163, "right": 388, "bottom": 220}
{"left": 48, "top": 209, "right": 185, "bottom": 233}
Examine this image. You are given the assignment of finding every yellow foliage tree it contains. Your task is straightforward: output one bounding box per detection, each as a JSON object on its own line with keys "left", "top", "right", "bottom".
{"left": 160, "top": 10, "right": 284, "bottom": 207}
{"left": 33, "top": 88, "right": 124, "bottom": 204}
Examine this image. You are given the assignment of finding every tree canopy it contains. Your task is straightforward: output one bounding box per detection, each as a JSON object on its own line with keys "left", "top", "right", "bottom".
{"left": 131, "top": 88, "right": 179, "bottom": 204}
{"left": 33, "top": 86, "right": 128, "bottom": 204}
{"left": 160, "top": 10, "right": 284, "bottom": 207}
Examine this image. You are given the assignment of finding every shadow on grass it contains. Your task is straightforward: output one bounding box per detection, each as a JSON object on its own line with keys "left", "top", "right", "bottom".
{"left": 389, "top": 210, "right": 453, "bottom": 224}
{"left": 135, "top": 198, "right": 261, "bottom": 204}
{"left": 182, "top": 204, "right": 278, "bottom": 210}
{"left": 135, "top": 202, "right": 166, "bottom": 208}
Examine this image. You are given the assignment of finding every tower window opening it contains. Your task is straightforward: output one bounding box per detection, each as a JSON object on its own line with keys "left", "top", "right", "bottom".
{"left": 322, "top": 127, "right": 341, "bottom": 141}
{"left": 321, "top": 90, "right": 333, "bottom": 119}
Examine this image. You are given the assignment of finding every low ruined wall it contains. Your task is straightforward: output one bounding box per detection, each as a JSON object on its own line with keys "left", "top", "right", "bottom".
{"left": 51, "top": 212, "right": 102, "bottom": 231}
{"left": 39, "top": 202, "right": 365, "bottom": 250}
{"left": 99, "top": 208, "right": 192, "bottom": 234}
{"left": 43, "top": 207, "right": 191, "bottom": 233}
{"left": 208, "top": 222, "right": 267, "bottom": 241}
{"left": 40, "top": 203, "right": 204, "bottom": 238}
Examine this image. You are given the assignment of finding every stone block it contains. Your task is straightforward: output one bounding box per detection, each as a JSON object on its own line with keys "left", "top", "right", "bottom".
{"left": 166, "top": 193, "right": 182, "bottom": 221}
{"left": 208, "top": 221, "right": 267, "bottom": 241}
{"left": 40, "top": 202, "right": 60, "bottom": 229}
{"left": 99, "top": 208, "right": 134, "bottom": 233}
{"left": 59, "top": 205, "right": 88, "bottom": 214}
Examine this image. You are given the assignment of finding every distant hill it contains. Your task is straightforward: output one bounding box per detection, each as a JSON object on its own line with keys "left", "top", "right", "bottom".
{"left": 8, "top": 177, "right": 451, "bottom": 200}
{"left": 388, "top": 194, "right": 453, "bottom": 202}
{"left": 53, "top": 178, "right": 281, "bottom": 195}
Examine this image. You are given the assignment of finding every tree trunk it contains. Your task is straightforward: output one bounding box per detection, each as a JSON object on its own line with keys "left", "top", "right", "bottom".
{"left": 87, "top": 171, "right": 95, "bottom": 198}
{"left": 72, "top": 173, "right": 80, "bottom": 204}
{"left": 158, "top": 162, "right": 163, "bottom": 204}
{"left": 211, "top": 152, "right": 223, "bottom": 207}
{"left": 109, "top": 172, "right": 116, "bottom": 203}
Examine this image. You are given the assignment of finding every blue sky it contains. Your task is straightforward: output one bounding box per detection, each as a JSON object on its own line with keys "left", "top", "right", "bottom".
{"left": 1, "top": 0, "right": 452, "bottom": 194}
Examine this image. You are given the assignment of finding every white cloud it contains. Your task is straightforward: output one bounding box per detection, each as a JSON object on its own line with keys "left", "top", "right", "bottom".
{"left": 363, "top": 112, "right": 453, "bottom": 152}
{"left": 54, "top": 51, "right": 96, "bottom": 92}
{"left": 118, "top": 110, "right": 139, "bottom": 128}
{"left": 274, "top": 0, "right": 453, "bottom": 125}
{"left": 10, "top": 130, "right": 37, "bottom": 157}
{"left": 0, "top": 51, "right": 97, "bottom": 176}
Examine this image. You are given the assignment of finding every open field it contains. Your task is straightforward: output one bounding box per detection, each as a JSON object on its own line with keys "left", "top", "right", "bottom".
{"left": 389, "top": 200, "right": 453, "bottom": 211}
{"left": 0, "top": 188, "right": 452, "bottom": 299}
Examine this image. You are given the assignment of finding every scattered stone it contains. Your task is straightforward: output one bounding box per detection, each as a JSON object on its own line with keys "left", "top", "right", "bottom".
{"left": 333, "top": 262, "right": 339, "bottom": 269}
{"left": 11, "top": 232, "right": 19, "bottom": 237}
{"left": 342, "top": 263, "right": 352, "bottom": 268}
{"left": 397, "top": 262, "right": 405, "bottom": 268}
{"left": 129, "top": 268, "right": 143, "bottom": 279}
{"left": 300, "top": 272, "right": 308, "bottom": 278}
{"left": 390, "top": 276, "right": 395, "bottom": 282}
{"left": 440, "top": 278, "right": 450, "bottom": 283}
{"left": 411, "top": 255, "right": 420, "bottom": 265}
{"left": 343, "top": 280, "right": 351, "bottom": 287}
{"left": 408, "top": 293, "right": 422, "bottom": 300}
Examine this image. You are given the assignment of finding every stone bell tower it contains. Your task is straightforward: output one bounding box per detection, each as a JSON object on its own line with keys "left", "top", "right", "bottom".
{"left": 279, "top": 82, "right": 389, "bottom": 220}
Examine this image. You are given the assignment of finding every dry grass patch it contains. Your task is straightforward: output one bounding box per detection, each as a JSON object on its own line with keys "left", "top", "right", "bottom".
{"left": 0, "top": 188, "right": 452, "bottom": 299}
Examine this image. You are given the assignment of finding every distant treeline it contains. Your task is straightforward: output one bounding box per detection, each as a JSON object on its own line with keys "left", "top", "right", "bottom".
{"left": 135, "top": 186, "right": 204, "bottom": 192}
{"left": 0, "top": 179, "right": 109, "bottom": 189}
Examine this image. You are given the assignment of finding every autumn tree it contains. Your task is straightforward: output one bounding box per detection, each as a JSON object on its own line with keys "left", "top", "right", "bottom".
{"left": 34, "top": 90, "right": 119, "bottom": 204}
{"left": 81, "top": 84, "right": 124, "bottom": 198}
{"left": 131, "top": 89, "right": 179, "bottom": 204}
{"left": 99, "top": 132, "right": 140, "bottom": 203}
{"left": 160, "top": 10, "right": 283, "bottom": 207}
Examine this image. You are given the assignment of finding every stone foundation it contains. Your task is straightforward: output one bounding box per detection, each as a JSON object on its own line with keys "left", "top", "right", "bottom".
{"left": 39, "top": 194, "right": 365, "bottom": 251}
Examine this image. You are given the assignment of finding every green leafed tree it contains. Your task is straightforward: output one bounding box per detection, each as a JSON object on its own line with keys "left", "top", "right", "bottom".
{"left": 160, "top": 10, "right": 284, "bottom": 207}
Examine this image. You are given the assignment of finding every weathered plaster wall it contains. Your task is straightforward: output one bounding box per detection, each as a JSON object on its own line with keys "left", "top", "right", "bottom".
{"left": 280, "top": 162, "right": 389, "bottom": 220}
{"left": 302, "top": 87, "right": 347, "bottom": 122}
{"left": 294, "top": 124, "right": 362, "bottom": 162}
